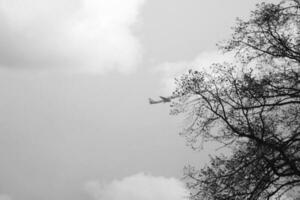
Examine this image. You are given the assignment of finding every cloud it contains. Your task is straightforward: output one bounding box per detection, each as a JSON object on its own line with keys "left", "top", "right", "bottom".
{"left": 84, "top": 173, "right": 189, "bottom": 200}
{"left": 0, "top": 0, "right": 145, "bottom": 73}
{"left": 0, "top": 194, "right": 12, "bottom": 200}
{"left": 155, "top": 51, "right": 234, "bottom": 94}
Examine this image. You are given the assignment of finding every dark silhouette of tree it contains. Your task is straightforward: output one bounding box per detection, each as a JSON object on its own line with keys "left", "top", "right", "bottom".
{"left": 166, "top": 1, "right": 300, "bottom": 199}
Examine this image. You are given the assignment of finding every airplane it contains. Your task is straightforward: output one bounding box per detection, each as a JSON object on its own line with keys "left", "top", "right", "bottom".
{"left": 148, "top": 96, "right": 176, "bottom": 104}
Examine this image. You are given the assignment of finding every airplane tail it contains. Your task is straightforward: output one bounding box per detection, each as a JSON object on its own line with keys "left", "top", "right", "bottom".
{"left": 148, "top": 98, "right": 155, "bottom": 104}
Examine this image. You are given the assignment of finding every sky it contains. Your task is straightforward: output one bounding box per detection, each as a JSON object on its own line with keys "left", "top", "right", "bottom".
{"left": 0, "top": 1, "right": 276, "bottom": 200}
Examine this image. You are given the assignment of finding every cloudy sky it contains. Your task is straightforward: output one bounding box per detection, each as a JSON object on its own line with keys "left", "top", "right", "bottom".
{"left": 0, "top": 1, "right": 275, "bottom": 200}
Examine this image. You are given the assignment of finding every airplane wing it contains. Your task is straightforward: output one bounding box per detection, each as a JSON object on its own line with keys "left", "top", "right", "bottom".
{"left": 159, "top": 96, "right": 171, "bottom": 102}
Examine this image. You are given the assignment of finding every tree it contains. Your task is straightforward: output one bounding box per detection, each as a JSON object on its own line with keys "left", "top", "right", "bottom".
{"left": 167, "top": 1, "right": 300, "bottom": 199}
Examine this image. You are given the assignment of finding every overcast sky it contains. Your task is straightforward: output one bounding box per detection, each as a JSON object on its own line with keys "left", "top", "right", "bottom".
{"left": 0, "top": 1, "right": 275, "bottom": 200}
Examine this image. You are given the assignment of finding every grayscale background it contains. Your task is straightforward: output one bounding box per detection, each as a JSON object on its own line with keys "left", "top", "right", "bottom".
{"left": 0, "top": 1, "right": 276, "bottom": 200}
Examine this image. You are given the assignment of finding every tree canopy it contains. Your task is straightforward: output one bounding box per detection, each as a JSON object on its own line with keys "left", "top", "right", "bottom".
{"left": 168, "top": 1, "right": 300, "bottom": 199}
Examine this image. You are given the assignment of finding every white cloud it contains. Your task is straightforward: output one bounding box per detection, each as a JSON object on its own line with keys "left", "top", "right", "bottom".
{"left": 0, "top": 194, "right": 12, "bottom": 200}
{"left": 0, "top": 0, "right": 145, "bottom": 73}
{"left": 84, "top": 173, "right": 189, "bottom": 200}
{"left": 156, "top": 51, "right": 234, "bottom": 94}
